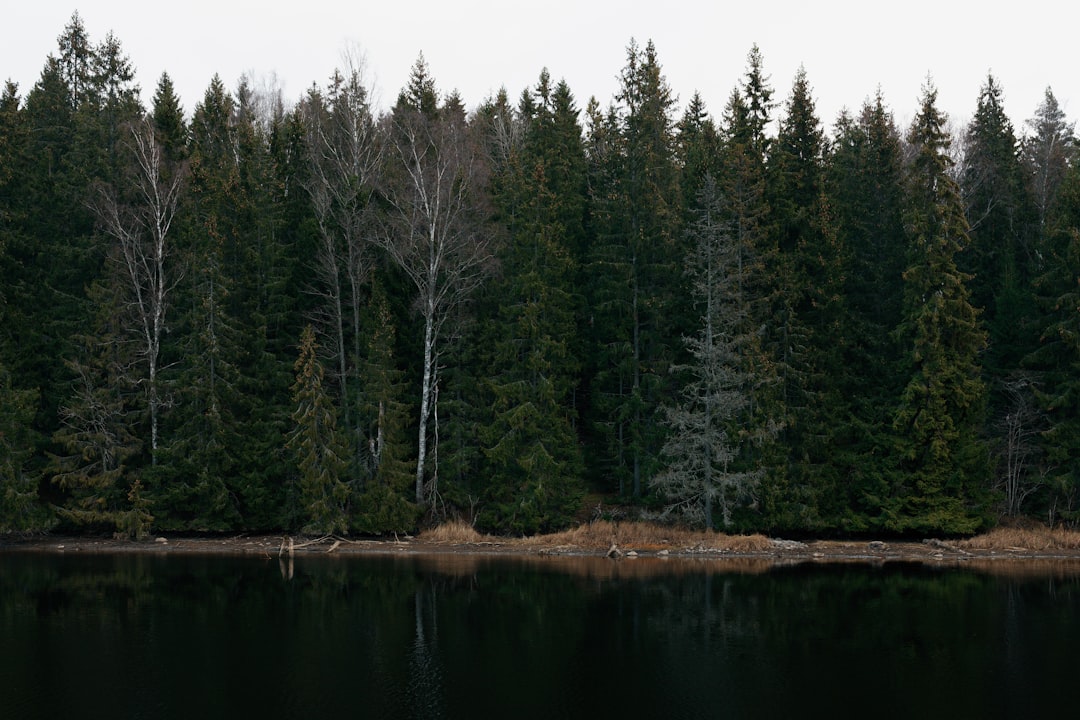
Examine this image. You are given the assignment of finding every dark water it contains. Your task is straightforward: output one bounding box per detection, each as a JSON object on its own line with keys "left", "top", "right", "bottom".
{"left": 2, "top": 551, "right": 1079, "bottom": 720}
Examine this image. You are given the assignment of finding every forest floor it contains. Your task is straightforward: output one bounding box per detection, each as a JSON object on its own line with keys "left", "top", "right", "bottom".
{"left": 5, "top": 520, "right": 1080, "bottom": 570}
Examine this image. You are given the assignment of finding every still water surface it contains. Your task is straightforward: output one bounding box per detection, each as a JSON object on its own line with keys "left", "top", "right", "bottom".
{"left": 2, "top": 550, "right": 1079, "bottom": 719}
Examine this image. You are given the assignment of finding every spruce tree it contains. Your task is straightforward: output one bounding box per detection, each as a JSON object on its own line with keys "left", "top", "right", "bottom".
{"left": 0, "top": 364, "right": 50, "bottom": 532}
{"left": 765, "top": 66, "right": 843, "bottom": 528}
{"left": 961, "top": 75, "right": 1036, "bottom": 372}
{"left": 287, "top": 325, "right": 350, "bottom": 535}
{"left": 712, "top": 71, "right": 785, "bottom": 529}
{"left": 891, "top": 81, "right": 989, "bottom": 534}
{"left": 49, "top": 276, "right": 150, "bottom": 538}
{"left": 654, "top": 177, "right": 768, "bottom": 529}
{"left": 350, "top": 279, "right": 416, "bottom": 533}
{"left": 1027, "top": 161, "right": 1080, "bottom": 525}
{"left": 586, "top": 39, "right": 681, "bottom": 500}
{"left": 475, "top": 71, "right": 586, "bottom": 533}
{"left": 826, "top": 94, "right": 909, "bottom": 529}
{"left": 152, "top": 76, "right": 244, "bottom": 530}
{"left": 1022, "top": 88, "right": 1076, "bottom": 242}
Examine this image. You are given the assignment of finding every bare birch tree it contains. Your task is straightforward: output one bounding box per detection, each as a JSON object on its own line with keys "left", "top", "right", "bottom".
{"left": 91, "top": 115, "right": 184, "bottom": 463}
{"left": 379, "top": 104, "right": 492, "bottom": 506}
{"left": 301, "top": 59, "right": 381, "bottom": 472}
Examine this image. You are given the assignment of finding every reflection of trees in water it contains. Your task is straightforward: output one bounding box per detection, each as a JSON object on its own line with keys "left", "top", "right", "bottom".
{"left": 409, "top": 580, "right": 446, "bottom": 718}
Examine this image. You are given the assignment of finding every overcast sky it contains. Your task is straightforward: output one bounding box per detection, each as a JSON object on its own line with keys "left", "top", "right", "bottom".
{"left": 4, "top": 1, "right": 1076, "bottom": 134}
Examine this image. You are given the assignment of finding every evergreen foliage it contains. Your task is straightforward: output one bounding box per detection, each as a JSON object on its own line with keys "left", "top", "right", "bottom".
{"left": 287, "top": 325, "right": 350, "bottom": 534}
{"left": 654, "top": 177, "right": 771, "bottom": 529}
{"left": 826, "top": 95, "right": 909, "bottom": 529}
{"left": 5, "top": 21, "right": 1080, "bottom": 536}
{"left": 891, "top": 81, "right": 990, "bottom": 534}
{"left": 475, "top": 71, "right": 586, "bottom": 534}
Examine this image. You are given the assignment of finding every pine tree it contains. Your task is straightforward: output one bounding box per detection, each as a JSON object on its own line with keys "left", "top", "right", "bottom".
{"left": 287, "top": 325, "right": 350, "bottom": 535}
{"left": 891, "top": 81, "right": 989, "bottom": 534}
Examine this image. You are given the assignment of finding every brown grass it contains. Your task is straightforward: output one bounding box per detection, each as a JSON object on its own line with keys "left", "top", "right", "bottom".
{"left": 416, "top": 520, "right": 491, "bottom": 545}
{"left": 418, "top": 519, "right": 771, "bottom": 554}
{"left": 959, "top": 525, "right": 1080, "bottom": 551}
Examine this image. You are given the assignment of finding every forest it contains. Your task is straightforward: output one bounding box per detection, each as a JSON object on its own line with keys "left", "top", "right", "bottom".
{"left": 1, "top": 13, "right": 1078, "bottom": 538}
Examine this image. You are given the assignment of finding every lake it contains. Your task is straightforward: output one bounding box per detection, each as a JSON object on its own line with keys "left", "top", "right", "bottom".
{"left": 2, "top": 550, "right": 1079, "bottom": 719}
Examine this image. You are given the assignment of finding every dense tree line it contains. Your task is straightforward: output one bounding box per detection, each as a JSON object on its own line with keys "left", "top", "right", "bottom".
{"left": 3, "top": 14, "right": 1079, "bottom": 536}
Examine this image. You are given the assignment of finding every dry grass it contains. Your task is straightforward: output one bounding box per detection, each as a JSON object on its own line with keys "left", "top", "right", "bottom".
{"left": 960, "top": 525, "right": 1080, "bottom": 551}
{"left": 418, "top": 519, "right": 771, "bottom": 554}
{"left": 416, "top": 519, "right": 492, "bottom": 545}
{"left": 529, "top": 520, "right": 771, "bottom": 553}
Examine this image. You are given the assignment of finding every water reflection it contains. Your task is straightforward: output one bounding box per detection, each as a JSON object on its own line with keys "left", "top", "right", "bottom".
{"left": 2, "top": 551, "right": 1079, "bottom": 719}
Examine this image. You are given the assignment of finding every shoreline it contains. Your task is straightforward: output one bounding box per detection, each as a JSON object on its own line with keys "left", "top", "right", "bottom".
{"left": 5, "top": 533, "right": 1080, "bottom": 565}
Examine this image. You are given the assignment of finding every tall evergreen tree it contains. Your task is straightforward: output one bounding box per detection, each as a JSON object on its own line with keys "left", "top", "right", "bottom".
{"left": 287, "top": 325, "right": 350, "bottom": 534}
{"left": 152, "top": 76, "right": 244, "bottom": 530}
{"left": 764, "top": 65, "right": 843, "bottom": 528}
{"left": 1022, "top": 88, "right": 1076, "bottom": 243}
{"left": 826, "top": 93, "right": 909, "bottom": 529}
{"left": 676, "top": 92, "right": 721, "bottom": 218}
{"left": 475, "top": 71, "right": 586, "bottom": 533}
{"left": 0, "top": 363, "right": 49, "bottom": 532}
{"left": 711, "top": 52, "right": 786, "bottom": 527}
{"left": 961, "top": 75, "right": 1036, "bottom": 372}
{"left": 586, "top": 39, "right": 681, "bottom": 499}
{"left": 654, "top": 177, "right": 769, "bottom": 529}
{"left": 891, "top": 81, "right": 989, "bottom": 534}
{"left": 151, "top": 73, "right": 188, "bottom": 162}
{"left": 1026, "top": 160, "right": 1080, "bottom": 525}
{"left": 351, "top": 278, "right": 416, "bottom": 533}
{"left": 49, "top": 275, "right": 150, "bottom": 538}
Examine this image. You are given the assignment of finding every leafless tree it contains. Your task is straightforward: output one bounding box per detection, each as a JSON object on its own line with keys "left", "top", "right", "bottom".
{"left": 91, "top": 116, "right": 185, "bottom": 462}
{"left": 996, "top": 374, "right": 1046, "bottom": 517}
{"left": 378, "top": 106, "right": 492, "bottom": 506}
{"left": 300, "top": 59, "right": 381, "bottom": 464}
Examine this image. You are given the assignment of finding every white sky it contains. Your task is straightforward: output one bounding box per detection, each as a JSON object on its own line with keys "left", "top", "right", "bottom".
{"left": 3, "top": 1, "right": 1076, "bottom": 135}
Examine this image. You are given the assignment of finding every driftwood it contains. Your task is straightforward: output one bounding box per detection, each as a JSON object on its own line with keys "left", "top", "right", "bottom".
{"left": 278, "top": 535, "right": 359, "bottom": 557}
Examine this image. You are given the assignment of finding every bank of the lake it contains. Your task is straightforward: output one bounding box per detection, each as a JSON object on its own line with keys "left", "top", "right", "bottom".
{"left": 5, "top": 521, "right": 1080, "bottom": 570}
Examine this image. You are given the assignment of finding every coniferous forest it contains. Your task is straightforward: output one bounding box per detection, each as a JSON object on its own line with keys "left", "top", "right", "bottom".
{"left": 2, "top": 13, "right": 1079, "bottom": 537}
